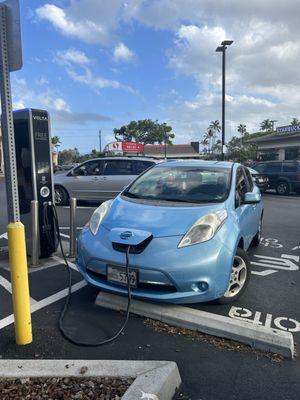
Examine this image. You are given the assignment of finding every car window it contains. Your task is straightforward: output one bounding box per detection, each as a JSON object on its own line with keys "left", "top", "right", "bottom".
{"left": 264, "top": 163, "right": 282, "bottom": 173}
{"left": 282, "top": 162, "right": 297, "bottom": 172}
{"left": 72, "top": 160, "right": 102, "bottom": 176}
{"left": 244, "top": 168, "right": 254, "bottom": 191}
{"left": 103, "top": 160, "right": 133, "bottom": 175}
{"left": 133, "top": 160, "right": 155, "bottom": 175}
{"left": 235, "top": 167, "right": 248, "bottom": 208}
{"left": 254, "top": 163, "right": 266, "bottom": 173}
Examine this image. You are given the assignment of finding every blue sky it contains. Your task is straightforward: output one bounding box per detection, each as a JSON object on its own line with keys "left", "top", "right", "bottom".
{"left": 11, "top": 1, "right": 300, "bottom": 152}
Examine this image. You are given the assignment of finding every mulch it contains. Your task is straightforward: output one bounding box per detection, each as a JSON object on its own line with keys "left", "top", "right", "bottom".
{"left": 0, "top": 376, "right": 133, "bottom": 399}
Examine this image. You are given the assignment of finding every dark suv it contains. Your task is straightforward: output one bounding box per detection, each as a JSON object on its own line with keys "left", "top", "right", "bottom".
{"left": 253, "top": 160, "right": 300, "bottom": 195}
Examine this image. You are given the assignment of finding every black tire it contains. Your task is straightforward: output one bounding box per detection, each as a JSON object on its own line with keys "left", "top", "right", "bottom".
{"left": 276, "top": 181, "right": 290, "bottom": 195}
{"left": 217, "top": 248, "right": 251, "bottom": 304}
{"left": 251, "top": 216, "right": 263, "bottom": 247}
{"left": 54, "top": 185, "right": 69, "bottom": 206}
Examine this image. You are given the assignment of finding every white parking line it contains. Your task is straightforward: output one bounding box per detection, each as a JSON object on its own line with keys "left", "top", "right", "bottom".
{"left": 0, "top": 275, "right": 38, "bottom": 305}
{"left": 59, "top": 227, "right": 83, "bottom": 230}
{"left": 0, "top": 280, "right": 87, "bottom": 331}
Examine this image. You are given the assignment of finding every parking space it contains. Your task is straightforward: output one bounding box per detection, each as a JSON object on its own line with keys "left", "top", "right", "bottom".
{"left": 0, "top": 194, "right": 299, "bottom": 343}
{"left": 0, "top": 179, "right": 300, "bottom": 399}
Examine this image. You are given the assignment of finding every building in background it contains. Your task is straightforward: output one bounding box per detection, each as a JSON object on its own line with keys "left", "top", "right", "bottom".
{"left": 144, "top": 142, "right": 200, "bottom": 159}
{"left": 104, "top": 141, "right": 144, "bottom": 156}
{"left": 248, "top": 124, "right": 300, "bottom": 161}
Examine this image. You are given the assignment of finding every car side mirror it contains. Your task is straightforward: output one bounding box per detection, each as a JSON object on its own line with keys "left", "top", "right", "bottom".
{"left": 243, "top": 192, "right": 261, "bottom": 204}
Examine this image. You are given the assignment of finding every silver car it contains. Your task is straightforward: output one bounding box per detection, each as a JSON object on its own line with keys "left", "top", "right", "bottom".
{"left": 54, "top": 157, "right": 158, "bottom": 205}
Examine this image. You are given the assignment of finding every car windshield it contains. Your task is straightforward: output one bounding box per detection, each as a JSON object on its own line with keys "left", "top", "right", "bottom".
{"left": 123, "top": 166, "right": 231, "bottom": 203}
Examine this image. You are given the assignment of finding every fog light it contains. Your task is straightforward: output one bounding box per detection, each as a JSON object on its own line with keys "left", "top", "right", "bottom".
{"left": 191, "top": 282, "right": 208, "bottom": 292}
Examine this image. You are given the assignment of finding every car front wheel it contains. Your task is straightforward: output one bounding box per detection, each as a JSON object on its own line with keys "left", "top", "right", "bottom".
{"left": 55, "top": 186, "right": 69, "bottom": 206}
{"left": 217, "top": 248, "right": 251, "bottom": 304}
{"left": 276, "top": 181, "right": 290, "bottom": 195}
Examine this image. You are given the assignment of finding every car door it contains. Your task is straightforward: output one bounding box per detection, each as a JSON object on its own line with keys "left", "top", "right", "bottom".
{"left": 235, "top": 167, "right": 257, "bottom": 249}
{"left": 99, "top": 159, "right": 135, "bottom": 200}
{"left": 264, "top": 162, "right": 282, "bottom": 188}
{"left": 66, "top": 159, "right": 103, "bottom": 200}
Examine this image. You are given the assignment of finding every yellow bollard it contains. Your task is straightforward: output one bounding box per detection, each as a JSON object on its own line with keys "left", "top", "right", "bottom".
{"left": 7, "top": 221, "right": 32, "bottom": 345}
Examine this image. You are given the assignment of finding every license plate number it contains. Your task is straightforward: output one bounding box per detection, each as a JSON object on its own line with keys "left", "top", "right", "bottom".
{"left": 107, "top": 265, "right": 138, "bottom": 288}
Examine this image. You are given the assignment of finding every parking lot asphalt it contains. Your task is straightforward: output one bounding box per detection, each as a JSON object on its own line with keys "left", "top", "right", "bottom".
{"left": 0, "top": 178, "right": 300, "bottom": 399}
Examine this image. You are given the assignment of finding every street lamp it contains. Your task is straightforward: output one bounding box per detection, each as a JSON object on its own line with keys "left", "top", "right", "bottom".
{"left": 216, "top": 40, "right": 234, "bottom": 161}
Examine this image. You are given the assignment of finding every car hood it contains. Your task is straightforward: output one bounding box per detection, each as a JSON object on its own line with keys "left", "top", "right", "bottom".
{"left": 102, "top": 195, "right": 225, "bottom": 237}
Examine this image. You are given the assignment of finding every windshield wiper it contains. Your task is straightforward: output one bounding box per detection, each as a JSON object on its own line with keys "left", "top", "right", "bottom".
{"left": 123, "top": 191, "right": 142, "bottom": 199}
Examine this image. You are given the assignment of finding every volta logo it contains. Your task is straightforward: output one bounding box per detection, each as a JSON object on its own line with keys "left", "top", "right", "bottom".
{"left": 120, "top": 231, "right": 133, "bottom": 240}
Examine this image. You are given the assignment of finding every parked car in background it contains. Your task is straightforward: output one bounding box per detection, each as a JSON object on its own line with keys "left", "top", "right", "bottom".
{"left": 54, "top": 157, "right": 158, "bottom": 205}
{"left": 253, "top": 160, "right": 300, "bottom": 195}
{"left": 248, "top": 167, "right": 269, "bottom": 193}
{"left": 77, "top": 161, "right": 263, "bottom": 304}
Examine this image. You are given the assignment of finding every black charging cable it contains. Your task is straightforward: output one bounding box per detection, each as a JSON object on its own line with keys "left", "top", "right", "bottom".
{"left": 44, "top": 202, "right": 132, "bottom": 346}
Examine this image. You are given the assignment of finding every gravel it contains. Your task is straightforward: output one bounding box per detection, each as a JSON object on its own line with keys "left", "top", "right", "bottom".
{"left": 0, "top": 377, "right": 133, "bottom": 399}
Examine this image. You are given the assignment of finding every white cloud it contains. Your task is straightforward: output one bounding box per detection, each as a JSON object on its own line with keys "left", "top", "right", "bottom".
{"left": 12, "top": 77, "right": 111, "bottom": 124}
{"left": 54, "top": 47, "right": 135, "bottom": 94}
{"left": 56, "top": 49, "right": 91, "bottom": 66}
{"left": 36, "top": 4, "right": 109, "bottom": 44}
{"left": 113, "top": 42, "right": 135, "bottom": 62}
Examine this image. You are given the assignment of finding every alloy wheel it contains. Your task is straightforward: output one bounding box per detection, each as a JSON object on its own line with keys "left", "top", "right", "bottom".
{"left": 223, "top": 255, "right": 247, "bottom": 298}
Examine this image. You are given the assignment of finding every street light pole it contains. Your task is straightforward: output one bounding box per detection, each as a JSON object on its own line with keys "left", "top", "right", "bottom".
{"left": 216, "top": 40, "right": 233, "bottom": 161}
{"left": 99, "top": 129, "right": 102, "bottom": 152}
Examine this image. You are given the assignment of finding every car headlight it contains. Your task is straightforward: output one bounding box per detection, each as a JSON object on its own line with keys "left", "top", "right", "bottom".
{"left": 178, "top": 210, "right": 227, "bottom": 248}
{"left": 89, "top": 200, "right": 113, "bottom": 235}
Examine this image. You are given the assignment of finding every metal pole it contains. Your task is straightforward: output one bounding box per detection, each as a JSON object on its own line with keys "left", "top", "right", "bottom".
{"left": 69, "top": 197, "right": 77, "bottom": 258}
{"left": 31, "top": 200, "right": 39, "bottom": 266}
{"left": 221, "top": 47, "right": 226, "bottom": 161}
{"left": 99, "top": 129, "right": 102, "bottom": 153}
{"left": 0, "top": 4, "right": 32, "bottom": 345}
{"left": 0, "top": 4, "right": 19, "bottom": 222}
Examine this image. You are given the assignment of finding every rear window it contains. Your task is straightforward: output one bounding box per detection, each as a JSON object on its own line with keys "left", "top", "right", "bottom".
{"left": 103, "top": 160, "right": 133, "bottom": 175}
{"left": 282, "top": 163, "right": 297, "bottom": 172}
{"left": 133, "top": 160, "right": 154, "bottom": 175}
{"left": 264, "top": 163, "right": 281, "bottom": 173}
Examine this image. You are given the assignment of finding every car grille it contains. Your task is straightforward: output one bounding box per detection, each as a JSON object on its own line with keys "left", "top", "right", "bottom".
{"left": 112, "top": 235, "right": 153, "bottom": 254}
{"left": 86, "top": 268, "right": 177, "bottom": 293}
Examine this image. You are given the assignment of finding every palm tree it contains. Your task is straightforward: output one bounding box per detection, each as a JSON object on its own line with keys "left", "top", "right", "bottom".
{"left": 237, "top": 124, "right": 247, "bottom": 146}
{"left": 291, "top": 118, "right": 300, "bottom": 126}
{"left": 260, "top": 119, "right": 273, "bottom": 132}
{"left": 209, "top": 120, "right": 221, "bottom": 150}
{"left": 205, "top": 128, "right": 215, "bottom": 154}
{"left": 201, "top": 137, "right": 209, "bottom": 153}
{"left": 51, "top": 136, "right": 61, "bottom": 149}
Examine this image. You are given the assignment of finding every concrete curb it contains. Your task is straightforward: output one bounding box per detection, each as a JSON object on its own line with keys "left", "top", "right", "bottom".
{"left": 96, "top": 292, "right": 294, "bottom": 359}
{"left": 0, "top": 359, "right": 181, "bottom": 400}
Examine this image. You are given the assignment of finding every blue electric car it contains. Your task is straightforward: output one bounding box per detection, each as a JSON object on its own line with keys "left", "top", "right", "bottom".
{"left": 76, "top": 161, "right": 263, "bottom": 304}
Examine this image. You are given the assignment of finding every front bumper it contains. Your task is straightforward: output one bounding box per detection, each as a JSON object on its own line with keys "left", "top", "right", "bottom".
{"left": 76, "top": 225, "right": 235, "bottom": 304}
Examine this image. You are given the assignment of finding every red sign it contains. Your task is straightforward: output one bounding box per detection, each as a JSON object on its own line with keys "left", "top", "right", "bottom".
{"left": 121, "top": 141, "right": 144, "bottom": 152}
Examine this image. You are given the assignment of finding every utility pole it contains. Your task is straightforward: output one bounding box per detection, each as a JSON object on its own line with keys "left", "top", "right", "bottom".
{"left": 99, "top": 129, "right": 102, "bottom": 152}
{"left": 216, "top": 40, "right": 234, "bottom": 161}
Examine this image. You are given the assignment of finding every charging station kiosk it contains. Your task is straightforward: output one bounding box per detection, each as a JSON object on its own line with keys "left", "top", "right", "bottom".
{"left": 13, "top": 108, "right": 57, "bottom": 258}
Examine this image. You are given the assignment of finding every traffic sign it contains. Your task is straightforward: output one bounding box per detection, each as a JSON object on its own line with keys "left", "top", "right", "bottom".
{"left": 1, "top": 0, "right": 22, "bottom": 71}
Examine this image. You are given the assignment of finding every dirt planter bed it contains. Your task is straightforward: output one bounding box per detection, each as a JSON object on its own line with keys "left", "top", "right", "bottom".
{"left": 0, "top": 360, "right": 181, "bottom": 400}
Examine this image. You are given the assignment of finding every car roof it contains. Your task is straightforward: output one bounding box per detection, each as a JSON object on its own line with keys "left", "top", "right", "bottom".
{"left": 255, "top": 160, "right": 299, "bottom": 163}
{"left": 155, "top": 159, "right": 234, "bottom": 168}
{"left": 80, "top": 157, "right": 159, "bottom": 163}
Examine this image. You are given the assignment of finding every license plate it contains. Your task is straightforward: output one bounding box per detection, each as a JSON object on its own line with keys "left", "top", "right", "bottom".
{"left": 107, "top": 265, "right": 138, "bottom": 288}
{"left": 258, "top": 178, "right": 264, "bottom": 183}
